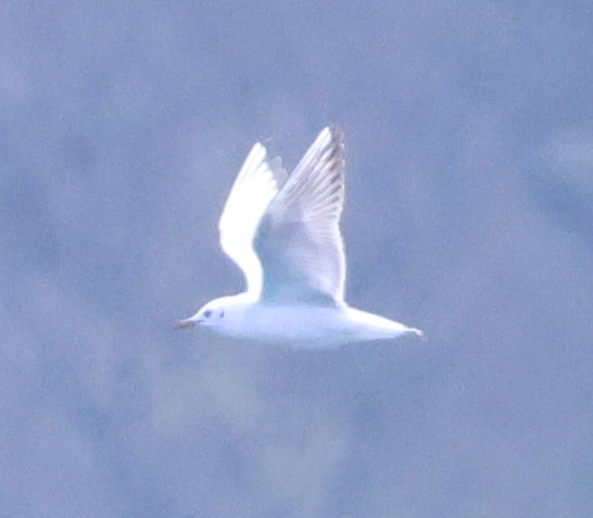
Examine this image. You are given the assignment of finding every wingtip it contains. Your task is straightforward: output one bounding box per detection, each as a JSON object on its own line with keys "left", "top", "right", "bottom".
{"left": 328, "top": 123, "right": 343, "bottom": 135}
{"left": 324, "top": 124, "right": 344, "bottom": 144}
{"left": 412, "top": 328, "right": 426, "bottom": 340}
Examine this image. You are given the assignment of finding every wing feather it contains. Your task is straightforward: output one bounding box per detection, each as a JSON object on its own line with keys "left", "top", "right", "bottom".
{"left": 254, "top": 126, "right": 346, "bottom": 305}
{"left": 218, "top": 143, "right": 287, "bottom": 295}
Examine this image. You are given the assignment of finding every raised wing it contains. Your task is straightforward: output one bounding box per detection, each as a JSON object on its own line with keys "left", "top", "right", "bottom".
{"left": 254, "top": 126, "right": 346, "bottom": 305}
{"left": 218, "top": 143, "right": 287, "bottom": 296}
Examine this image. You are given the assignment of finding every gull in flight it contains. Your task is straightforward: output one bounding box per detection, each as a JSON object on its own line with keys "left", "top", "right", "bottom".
{"left": 177, "top": 126, "right": 422, "bottom": 348}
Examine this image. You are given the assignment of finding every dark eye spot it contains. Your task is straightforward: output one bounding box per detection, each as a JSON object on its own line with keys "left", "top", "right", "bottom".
{"left": 219, "top": 310, "right": 225, "bottom": 318}
{"left": 204, "top": 310, "right": 212, "bottom": 318}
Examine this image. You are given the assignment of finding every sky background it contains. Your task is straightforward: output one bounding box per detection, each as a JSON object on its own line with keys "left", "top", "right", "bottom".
{"left": 2, "top": 0, "right": 593, "bottom": 517}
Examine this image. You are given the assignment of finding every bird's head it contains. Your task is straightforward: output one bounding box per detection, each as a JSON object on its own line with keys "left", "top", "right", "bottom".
{"left": 175, "top": 298, "right": 227, "bottom": 330}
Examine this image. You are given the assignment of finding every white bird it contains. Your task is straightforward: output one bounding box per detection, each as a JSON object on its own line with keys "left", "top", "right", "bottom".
{"left": 177, "top": 126, "right": 422, "bottom": 348}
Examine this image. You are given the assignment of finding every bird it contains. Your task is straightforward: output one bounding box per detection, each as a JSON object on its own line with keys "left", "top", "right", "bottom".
{"left": 176, "top": 126, "right": 423, "bottom": 348}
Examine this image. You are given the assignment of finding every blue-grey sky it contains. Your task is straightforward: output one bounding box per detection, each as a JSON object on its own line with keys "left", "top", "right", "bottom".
{"left": 2, "top": 1, "right": 592, "bottom": 517}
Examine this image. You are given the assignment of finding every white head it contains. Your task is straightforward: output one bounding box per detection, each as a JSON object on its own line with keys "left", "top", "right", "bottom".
{"left": 176, "top": 292, "right": 258, "bottom": 332}
{"left": 176, "top": 297, "right": 229, "bottom": 330}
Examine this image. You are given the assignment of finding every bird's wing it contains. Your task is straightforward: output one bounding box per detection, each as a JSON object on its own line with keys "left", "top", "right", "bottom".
{"left": 218, "top": 143, "right": 287, "bottom": 296}
{"left": 254, "top": 126, "right": 346, "bottom": 306}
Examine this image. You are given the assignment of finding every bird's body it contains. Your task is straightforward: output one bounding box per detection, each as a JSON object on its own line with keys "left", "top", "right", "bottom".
{"left": 177, "top": 126, "right": 422, "bottom": 348}
{"left": 194, "top": 294, "right": 418, "bottom": 348}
